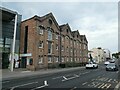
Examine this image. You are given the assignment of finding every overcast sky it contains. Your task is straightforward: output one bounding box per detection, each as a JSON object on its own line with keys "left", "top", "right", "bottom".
{"left": 1, "top": 1, "right": 118, "bottom": 53}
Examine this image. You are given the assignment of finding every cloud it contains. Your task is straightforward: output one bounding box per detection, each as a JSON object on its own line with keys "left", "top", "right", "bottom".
{"left": 1, "top": 2, "right": 118, "bottom": 53}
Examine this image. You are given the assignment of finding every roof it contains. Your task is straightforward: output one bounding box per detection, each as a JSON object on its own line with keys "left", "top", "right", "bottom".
{"left": 22, "top": 12, "right": 60, "bottom": 30}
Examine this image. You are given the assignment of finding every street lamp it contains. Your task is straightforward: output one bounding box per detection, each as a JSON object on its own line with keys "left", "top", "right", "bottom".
{"left": 10, "top": 14, "right": 17, "bottom": 72}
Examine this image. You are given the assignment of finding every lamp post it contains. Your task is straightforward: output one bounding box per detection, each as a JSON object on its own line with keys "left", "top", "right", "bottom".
{"left": 10, "top": 14, "right": 17, "bottom": 72}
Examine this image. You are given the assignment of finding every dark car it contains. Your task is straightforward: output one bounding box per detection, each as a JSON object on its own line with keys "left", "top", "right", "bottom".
{"left": 106, "top": 63, "right": 118, "bottom": 71}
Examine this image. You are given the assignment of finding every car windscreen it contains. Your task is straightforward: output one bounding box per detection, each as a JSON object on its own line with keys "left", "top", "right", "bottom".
{"left": 107, "top": 63, "right": 115, "bottom": 67}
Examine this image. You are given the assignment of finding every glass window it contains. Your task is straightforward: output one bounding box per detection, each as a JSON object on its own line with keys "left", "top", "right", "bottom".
{"left": 56, "top": 34, "right": 58, "bottom": 39}
{"left": 56, "top": 44, "right": 58, "bottom": 50}
{"left": 62, "top": 57, "right": 64, "bottom": 62}
{"left": 71, "top": 58, "right": 73, "bottom": 62}
{"left": 75, "top": 58, "right": 76, "bottom": 61}
{"left": 39, "top": 26, "right": 43, "bottom": 34}
{"left": 38, "top": 56, "right": 43, "bottom": 64}
{"left": 56, "top": 57, "right": 59, "bottom": 62}
{"left": 48, "top": 57, "right": 52, "bottom": 63}
{"left": 48, "top": 42, "right": 52, "bottom": 54}
{"left": 67, "top": 57, "right": 69, "bottom": 62}
{"left": 39, "top": 41, "right": 43, "bottom": 48}
{"left": 48, "top": 29, "right": 52, "bottom": 40}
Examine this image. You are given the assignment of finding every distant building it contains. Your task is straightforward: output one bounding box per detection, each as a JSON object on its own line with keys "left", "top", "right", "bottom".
{"left": 1, "top": 7, "right": 22, "bottom": 69}
{"left": 20, "top": 13, "right": 88, "bottom": 70}
{"left": 89, "top": 47, "right": 108, "bottom": 63}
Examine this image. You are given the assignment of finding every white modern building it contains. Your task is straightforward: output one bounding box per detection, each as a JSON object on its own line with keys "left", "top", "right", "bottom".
{"left": 88, "top": 47, "right": 111, "bottom": 63}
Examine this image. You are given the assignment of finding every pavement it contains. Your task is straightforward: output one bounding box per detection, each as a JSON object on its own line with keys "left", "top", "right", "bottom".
{"left": 1, "top": 67, "right": 85, "bottom": 81}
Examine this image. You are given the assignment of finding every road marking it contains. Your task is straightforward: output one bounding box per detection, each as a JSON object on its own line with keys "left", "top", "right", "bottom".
{"left": 2, "top": 81, "right": 10, "bottom": 83}
{"left": 101, "top": 83, "right": 108, "bottom": 88}
{"left": 63, "top": 76, "right": 68, "bottom": 80}
{"left": 106, "top": 84, "right": 111, "bottom": 89}
{"left": 82, "top": 82, "right": 88, "bottom": 85}
{"left": 107, "top": 79, "right": 112, "bottom": 82}
{"left": 114, "top": 81, "right": 120, "bottom": 90}
{"left": 21, "top": 71, "right": 31, "bottom": 73}
{"left": 52, "top": 76, "right": 62, "bottom": 79}
{"left": 116, "top": 71, "right": 119, "bottom": 73}
{"left": 98, "top": 83, "right": 105, "bottom": 88}
{"left": 94, "top": 82, "right": 101, "bottom": 87}
{"left": 31, "top": 84, "right": 48, "bottom": 90}
{"left": 70, "top": 87, "right": 77, "bottom": 90}
{"left": 74, "top": 74, "right": 79, "bottom": 77}
{"left": 31, "top": 81, "right": 48, "bottom": 90}
{"left": 62, "top": 76, "right": 78, "bottom": 82}
{"left": 10, "top": 82, "right": 38, "bottom": 90}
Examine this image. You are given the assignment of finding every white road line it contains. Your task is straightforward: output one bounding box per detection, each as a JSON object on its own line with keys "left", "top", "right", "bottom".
{"left": 114, "top": 81, "right": 120, "bottom": 90}
{"left": 63, "top": 76, "right": 68, "bottom": 80}
{"left": 101, "top": 83, "right": 108, "bottom": 88}
{"left": 2, "top": 81, "right": 10, "bottom": 83}
{"left": 108, "top": 79, "right": 112, "bottom": 82}
{"left": 91, "top": 79, "right": 95, "bottom": 81}
{"left": 94, "top": 83, "right": 101, "bottom": 87}
{"left": 106, "top": 84, "right": 111, "bottom": 89}
{"left": 70, "top": 87, "right": 77, "bottom": 90}
{"left": 52, "top": 76, "right": 62, "bottom": 79}
{"left": 82, "top": 82, "right": 88, "bottom": 85}
{"left": 98, "top": 83, "right": 105, "bottom": 88}
{"left": 62, "top": 76, "right": 78, "bottom": 82}
{"left": 21, "top": 71, "right": 31, "bottom": 73}
{"left": 31, "top": 84, "right": 48, "bottom": 90}
{"left": 10, "top": 82, "right": 38, "bottom": 90}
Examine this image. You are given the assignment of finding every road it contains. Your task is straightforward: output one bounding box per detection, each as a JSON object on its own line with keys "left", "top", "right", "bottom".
{"left": 2, "top": 64, "right": 119, "bottom": 90}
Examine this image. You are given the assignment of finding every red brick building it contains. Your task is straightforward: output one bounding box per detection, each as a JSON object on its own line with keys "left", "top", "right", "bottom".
{"left": 20, "top": 13, "right": 88, "bottom": 70}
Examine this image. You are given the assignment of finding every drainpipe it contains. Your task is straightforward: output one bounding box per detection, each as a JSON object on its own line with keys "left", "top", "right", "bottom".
{"left": 10, "top": 14, "right": 17, "bottom": 72}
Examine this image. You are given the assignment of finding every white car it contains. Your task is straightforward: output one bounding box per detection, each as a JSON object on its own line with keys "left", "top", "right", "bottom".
{"left": 104, "top": 61, "right": 110, "bottom": 65}
{"left": 86, "top": 62, "right": 98, "bottom": 69}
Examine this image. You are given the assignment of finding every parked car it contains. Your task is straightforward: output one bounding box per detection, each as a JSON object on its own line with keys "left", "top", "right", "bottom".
{"left": 106, "top": 63, "right": 118, "bottom": 71}
{"left": 104, "top": 61, "right": 110, "bottom": 65}
{"left": 86, "top": 62, "right": 98, "bottom": 69}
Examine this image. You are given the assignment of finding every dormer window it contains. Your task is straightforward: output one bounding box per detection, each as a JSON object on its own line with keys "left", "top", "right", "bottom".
{"left": 48, "top": 19, "right": 52, "bottom": 25}
{"left": 66, "top": 29, "right": 68, "bottom": 33}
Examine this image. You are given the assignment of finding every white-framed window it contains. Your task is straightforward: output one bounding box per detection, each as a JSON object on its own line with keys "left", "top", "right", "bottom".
{"left": 48, "top": 42, "right": 52, "bottom": 54}
{"left": 75, "top": 58, "right": 76, "bottom": 61}
{"left": 67, "top": 57, "right": 69, "bottom": 62}
{"left": 39, "top": 26, "right": 43, "bottom": 35}
{"left": 84, "top": 44, "right": 86, "bottom": 49}
{"left": 39, "top": 41, "right": 43, "bottom": 48}
{"left": 48, "top": 28, "right": 52, "bottom": 40}
{"left": 74, "top": 41, "right": 76, "bottom": 46}
{"left": 48, "top": 57, "right": 52, "bottom": 63}
{"left": 56, "top": 44, "right": 58, "bottom": 50}
{"left": 71, "top": 58, "right": 73, "bottom": 62}
{"left": 71, "top": 48, "right": 72, "bottom": 52}
{"left": 62, "top": 46, "right": 64, "bottom": 51}
{"left": 62, "top": 57, "right": 64, "bottom": 62}
{"left": 56, "top": 57, "right": 59, "bottom": 62}
{"left": 38, "top": 56, "right": 43, "bottom": 64}
{"left": 56, "top": 34, "right": 58, "bottom": 39}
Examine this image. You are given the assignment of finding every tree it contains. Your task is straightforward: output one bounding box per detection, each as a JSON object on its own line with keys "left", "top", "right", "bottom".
{"left": 112, "top": 52, "right": 120, "bottom": 59}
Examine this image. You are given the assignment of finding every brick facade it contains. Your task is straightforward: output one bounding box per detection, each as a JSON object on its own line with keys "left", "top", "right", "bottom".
{"left": 20, "top": 13, "right": 88, "bottom": 70}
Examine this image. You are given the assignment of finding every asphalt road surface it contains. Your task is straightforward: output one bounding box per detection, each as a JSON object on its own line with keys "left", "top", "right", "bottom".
{"left": 2, "top": 64, "right": 120, "bottom": 90}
